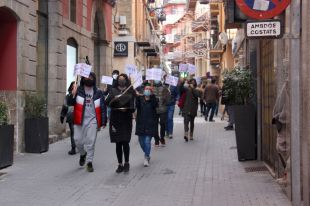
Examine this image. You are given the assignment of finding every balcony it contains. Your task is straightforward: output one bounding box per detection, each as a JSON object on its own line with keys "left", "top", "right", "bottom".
{"left": 174, "top": 34, "right": 182, "bottom": 44}
{"left": 193, "top": 39, "right": 208, "bottom": 50}
{"left": 163, "top": 0, "right": 187, "bottom": 6}
{"left": 192, "top": 13, "right": 209, "bottom": 32}
{"left": 209, "top": 40, "right": 224, "bottom": 65}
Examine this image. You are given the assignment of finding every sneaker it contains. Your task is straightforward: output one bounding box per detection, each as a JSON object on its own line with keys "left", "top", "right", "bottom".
{"left": 123, "top": 163, "right": 130, "bottom": 172}
{"left": 116, "top": 164, "right": 124, "bottom": 173}
{"left": 68, "top": 148, "right": 76, "bottom": 155}
{"left": 86, "top": 162, "right": 94, "bottom": 172}
{"left": 143, "top": 158, "right": 149, "bottom": 167}
{"left": 79, "top": 153, "right": 87, "bottom": 166}
{"left": 184, "top": 136, "right": 188, "bottom": 142}
{"left": 209, "top": 120, "right": 215, "bottom": 122}
{"left": 160, "top": 138, "right": 166, "bottom": 146}
{"left": 224, "top": 125, "right": 234, "bottom": 130}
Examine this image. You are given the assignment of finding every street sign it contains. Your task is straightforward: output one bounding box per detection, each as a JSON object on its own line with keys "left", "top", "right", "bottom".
{"left": 236, "top": 0, "right": 291, "bottom": 19}
{"left": 245, "top": 20, "right": 283, "bottom": 39}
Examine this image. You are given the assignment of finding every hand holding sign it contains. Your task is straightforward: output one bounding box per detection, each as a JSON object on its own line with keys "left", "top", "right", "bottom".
{"left": 74, "top": 63, "right": 92, "bottom": 78}
{"left": 179, "top": 64, "right": 188, "bottom": 72}
{"left": 146, "top": 68, "right": 163, "bottom": 81}
{"left": 101, "top": 76, "right": 114, "bottom": 85}
{"left": 165, "top": 75, "right": 179, "bottom": 86}
{"left": 187, "top": 64, "right": 196, "bottom": 75}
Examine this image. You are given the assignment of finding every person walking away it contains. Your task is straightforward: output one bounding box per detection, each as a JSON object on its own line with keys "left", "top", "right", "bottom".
{"left": 165, "top": 80, "right": 179, "bottom": 139}
{"left": 60, "top": 81, "right": 76, "bottom": 155}
{"left": 153, "top": 80, "right": 170, "bottom": 146}
{"left": 199, "top": 83, "right": 206, "bottom": 116}
{"left": 181, "top": 78, "right": 203, "bottom": 141}
{"left": 105, "top": 74, "right": 135, "bottom": 173}
{"left": 135, "top": 86, "right": 158, "bottom": 167}
{"left": 204, "top": 79, "right": 219, "bottom": 122}
{"left": 68, "top": 72, "right": 107, "bottom": 172}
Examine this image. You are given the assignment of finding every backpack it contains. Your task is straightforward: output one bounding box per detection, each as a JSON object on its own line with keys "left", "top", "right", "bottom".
{"left": 177, "top": 92, "right": 186, "bottom": 108}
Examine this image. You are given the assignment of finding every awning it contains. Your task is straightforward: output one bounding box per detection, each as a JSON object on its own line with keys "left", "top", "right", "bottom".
{"left": 143, "top": 48, "right": 156, "bottom": 53}
{"left": 136, "top": 42, "right": 151, "bottom": 47}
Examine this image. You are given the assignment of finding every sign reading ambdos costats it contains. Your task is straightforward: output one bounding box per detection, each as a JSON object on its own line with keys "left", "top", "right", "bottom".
{"left": 246, "top": 20, "right": 282, "bottom": 38}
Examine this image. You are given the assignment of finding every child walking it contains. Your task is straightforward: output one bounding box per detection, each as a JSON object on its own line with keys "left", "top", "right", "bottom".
{"left": 135, "top": 86, "right": 158, "bottom": 166}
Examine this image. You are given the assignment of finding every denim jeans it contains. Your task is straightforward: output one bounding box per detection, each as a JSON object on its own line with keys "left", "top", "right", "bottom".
{"left": 138, "top": 136, "right": 152, "bottom": 158}
{"left": 166, "top": 105, "right": 175, "bottom": 136}
{"left": 205, "top": 102, "right": 216, "bottom": 121}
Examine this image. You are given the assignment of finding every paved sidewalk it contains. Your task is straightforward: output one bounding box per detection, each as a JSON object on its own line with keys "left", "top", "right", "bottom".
{"left": 0, "top": 116, "right": 291, "bottom": 206}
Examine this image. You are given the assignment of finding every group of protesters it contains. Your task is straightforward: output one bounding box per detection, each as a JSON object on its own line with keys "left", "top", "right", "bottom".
{"left": 60, "top": 69, "right": 232, "bottom": 173}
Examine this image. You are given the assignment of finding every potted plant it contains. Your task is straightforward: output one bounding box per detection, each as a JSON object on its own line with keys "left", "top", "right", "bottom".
{"left": 0, "top": 101, "right": 14, "bottom": 168}
{"left": 222, "top": 67, "right": 256, "bottom": 161}
{"left": 24, "top": 93, "right": 49, "bottom": 153}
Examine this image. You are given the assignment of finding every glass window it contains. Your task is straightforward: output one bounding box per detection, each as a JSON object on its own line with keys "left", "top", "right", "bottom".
{"left": 70, "top": 0, "right": 76, "bottom": 23}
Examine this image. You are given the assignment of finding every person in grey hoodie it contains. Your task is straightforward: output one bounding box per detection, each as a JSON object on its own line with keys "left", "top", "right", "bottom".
{"left": 68, "top": 72, "right": 107, "bottom": 172}
{"left": 152, "top": 80, "right": 170, "bottom": 146}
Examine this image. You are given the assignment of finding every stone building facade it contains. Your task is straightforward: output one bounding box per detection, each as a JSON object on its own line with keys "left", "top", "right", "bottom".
{"left": 0, "top": 0, "right": 114, "bottom": 152}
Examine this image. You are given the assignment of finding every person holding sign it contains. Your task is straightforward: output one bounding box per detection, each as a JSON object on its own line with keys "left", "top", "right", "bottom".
{"left": 105, "top": 74, "right": 135, "bottom": 173}
{"left": 135, "top": 86, "right": 158, "bottom": 167}
{"left": 68, "top": 72, "right": 107, "bottom": 172}
{"left": 180, "top": 78, "right": 203, "bottom": 141}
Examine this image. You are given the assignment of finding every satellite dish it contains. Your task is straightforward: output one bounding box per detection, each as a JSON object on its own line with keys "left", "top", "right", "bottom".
{"left": 219, "top": 32, "right": 228, "bottom": 45}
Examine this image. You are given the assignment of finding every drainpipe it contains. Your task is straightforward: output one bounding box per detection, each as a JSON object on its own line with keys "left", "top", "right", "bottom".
{"left": 289, "top": 0, "right": 301, "bottom": 205}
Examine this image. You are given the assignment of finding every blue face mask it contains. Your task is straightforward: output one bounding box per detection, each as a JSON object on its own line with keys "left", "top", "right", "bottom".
{"left": 144, "top": 90, "right": 151, "bottom": 96}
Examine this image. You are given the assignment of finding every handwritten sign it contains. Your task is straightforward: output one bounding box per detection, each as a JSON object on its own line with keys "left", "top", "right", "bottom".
{"left": 131, "top": 72, "right": 143, "bottom": 89}
{"left": 195, "top": 76, "right": 201, "bottom": 85}
{"left": 165, "top": 75, "right": 179, "bottom": 87}
{"left": 179, "top": 64, "right": 188, "bottom": 72}
{"left": 187, "top": 64, "right": 197, "bottom": 75}
{"left": 125, "top": 64, "right": 138, "bottom": 77}
{"left": 74, "top": 63, "right": 92, "bottom": 78}
{"left": 101, "top": 76, "right": 113, "bottom": 85}
{"left": 146, "top": 68, "right": 163, "bottom": 81}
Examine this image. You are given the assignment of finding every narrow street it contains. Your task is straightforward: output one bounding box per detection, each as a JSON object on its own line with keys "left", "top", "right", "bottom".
{"left": 0, "top": 115, "right": 290, "bottom": 206}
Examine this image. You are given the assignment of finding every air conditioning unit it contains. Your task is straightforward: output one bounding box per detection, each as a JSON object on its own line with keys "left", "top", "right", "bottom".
{"left": 120, "top": 16, "right": 127, "bottom": 26}
{"left": 118, "top": 29, "right": 128, "bottom": 36}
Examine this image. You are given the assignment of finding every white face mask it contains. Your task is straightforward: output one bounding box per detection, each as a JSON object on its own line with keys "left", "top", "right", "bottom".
{"left": 184, "top": 83, "right": 189, "bottom": 88}
{"left": 112, "top": 74, "right": 118, "bottom": 80}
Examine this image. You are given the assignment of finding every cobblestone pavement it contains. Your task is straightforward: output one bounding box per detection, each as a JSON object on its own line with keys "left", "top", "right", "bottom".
{"left": 0, "top": 115, "right": 291, "bottom": 206}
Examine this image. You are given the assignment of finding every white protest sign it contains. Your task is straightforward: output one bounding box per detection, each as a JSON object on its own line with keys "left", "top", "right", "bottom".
{"left": 195, "top": 76, "right": 201, "bottom": 85}
{"left": 125, "top": 64, "right": 138, "bottom": 77}
{"left": 187, "top": 64, "right": 197, "bottom": 75}
{"left": 74, "top": 63, "right": 92, "bottom": 78}
{"left": 101, "top": 76, "right": 113, "bottom": 85}
{"left": 131, "top": 72, "right": 143, "bottom": 89}
{"left": 165, "top": 75, "right": 179, "bottom": 87}
{"left": 179, "top": 63, "right": 188, "bottom": 72}
{"left": 146, "top": 68, "right": 163, "bottom": 81}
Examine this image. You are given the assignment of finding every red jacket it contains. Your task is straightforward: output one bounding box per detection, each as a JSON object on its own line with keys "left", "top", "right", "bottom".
{"left": 68, "top": 86, "right": 107, "bottom": 128}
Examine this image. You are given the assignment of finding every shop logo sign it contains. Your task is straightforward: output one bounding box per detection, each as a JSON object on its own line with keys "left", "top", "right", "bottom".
{"left": 114, "top": 42, "right": 128, "bottom": 57}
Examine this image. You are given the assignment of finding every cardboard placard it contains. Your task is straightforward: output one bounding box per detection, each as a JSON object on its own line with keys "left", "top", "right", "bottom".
{"left": 146, "top": 68, "right": 163, "bottom": 81}
{"left": 74, "top": 63, "right": 92, "bottom": 78}
{"left": 165, "top": 75, "right": 179, "bottom": 86}
{"left": 101, "top": 76, "right": 114, "bottom": 85}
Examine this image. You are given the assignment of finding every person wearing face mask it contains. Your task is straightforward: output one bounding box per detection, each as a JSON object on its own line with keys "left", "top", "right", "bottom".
{"left": 105, "top": 74, "right": 135, "bottom": 173}
{"left": 104, "top": 70, "right": 119, "bottom": 119}
{"left": 68, "top": 72, "right": 107, "bottom": 172}
{"left": 135, "top": 86, "right": 158, "bottom": 167}
{"left": 180, "top": 78, "right": 203, "bottom": 141}
{"left": 152, "top": 79, "right": 170, "bottom": 146}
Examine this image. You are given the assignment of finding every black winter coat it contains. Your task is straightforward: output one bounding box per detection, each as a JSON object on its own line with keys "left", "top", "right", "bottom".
{"left": 135, "top": 95, "right": 158, "bottom": 137}
{"left": 105, "top": 87, "right": 135, "bottom": 143}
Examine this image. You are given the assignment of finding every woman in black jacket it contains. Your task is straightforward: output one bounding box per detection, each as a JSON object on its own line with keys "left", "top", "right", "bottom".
{"left": 135, "top": 86, "right": 158, "bottom": 167}
{"left": 105, "top": 74, "right": 135, "bottom": 173}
